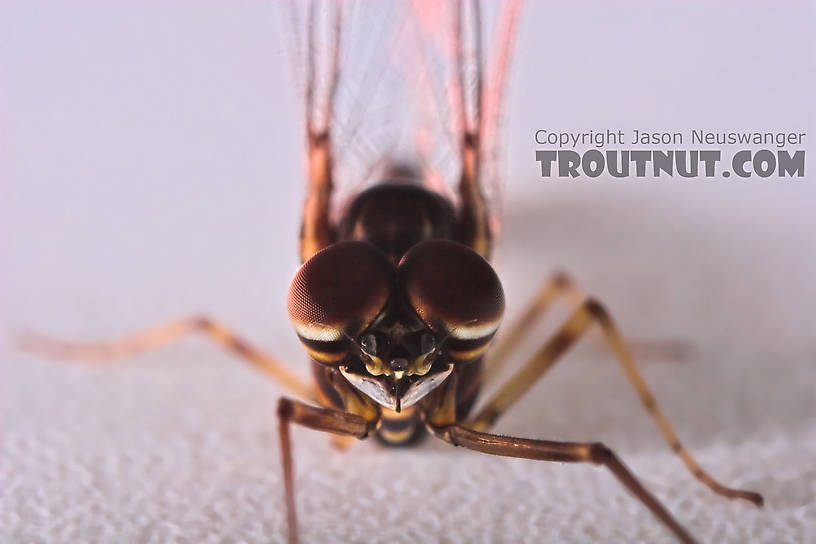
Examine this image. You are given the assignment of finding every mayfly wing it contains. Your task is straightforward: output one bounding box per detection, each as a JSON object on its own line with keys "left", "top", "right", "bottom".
{"left": 408, "top": 0, "right": 524, "bottom": 244}
{"left": 479, "top": 0, "right": 524, "bottom": 239}
{"left": 282, "top": 1, "right": 423, "bottom": 230}
{"left": 281, "top": 1, "right": 523, "bottom": 248}
{"left": 283, "top": 0, "right": 342, "bottom": 261}
{"left": 284, "top": 0, "right": 341, "bottom": 140}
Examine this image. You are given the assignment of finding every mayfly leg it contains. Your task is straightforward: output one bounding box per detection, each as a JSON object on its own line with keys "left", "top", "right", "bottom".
{"left": 429, "top": 424, "right": 697, "bottom": 544}
{"left": 482, "top": 272, "right": 585, "bottom": 384}
{"left": 426, "top": 369, "right": 697, "bottom": 542}
{"left": 469, "top": 294, "right": 764, "bottom": 506}
{"left": 483, "top": 272, "right": 694, "bottom": 385}
{"left": 277, "top": 397, "right": 374, "bottom": 544}
{"left": 17, "top": 316, "right": 317, "bottom": 401}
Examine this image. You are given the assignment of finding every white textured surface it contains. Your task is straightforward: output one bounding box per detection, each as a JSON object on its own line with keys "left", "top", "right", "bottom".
{"left": 2, "top": 1, "right": 815, "bottom": 543}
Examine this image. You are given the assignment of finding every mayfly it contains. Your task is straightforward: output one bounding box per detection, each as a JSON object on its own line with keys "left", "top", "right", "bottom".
{"left": 20, "top": 1, "right": 763, "bottom": 542}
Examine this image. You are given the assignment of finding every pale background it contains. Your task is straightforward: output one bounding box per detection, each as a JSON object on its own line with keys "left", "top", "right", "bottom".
{"left": 2, "top": 1, "right": 815, "bottom": 543}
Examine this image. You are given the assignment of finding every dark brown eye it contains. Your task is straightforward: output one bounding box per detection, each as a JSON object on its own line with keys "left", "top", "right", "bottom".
{"left": 287, "top": 241, "right": 394, "bottom": 365}
{"left": 398, "top": 239, "right": 504, "bottom": 363}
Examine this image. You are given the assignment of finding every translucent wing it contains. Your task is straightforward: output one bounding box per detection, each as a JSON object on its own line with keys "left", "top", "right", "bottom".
{"left": 282, "top": 0, "right": 523, "bottom": 238}
{"left": 409, "top": 0, "right": 524, "bottom": 239}
{"left": 477, "top": 0, "right": 524, "bottom": 237}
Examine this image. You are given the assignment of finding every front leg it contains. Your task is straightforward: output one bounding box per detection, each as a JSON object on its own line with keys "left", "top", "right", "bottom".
{"left": 424, "top": 369, "right": 695, "bottom": 542}
{"left": 428, "top": 423, "right": 696, "bottom": 544}
{"left": 277, "top": 397, "right": 375, "bottom": 544}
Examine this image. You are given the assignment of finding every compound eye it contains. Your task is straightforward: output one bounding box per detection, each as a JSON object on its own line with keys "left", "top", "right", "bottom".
{"left": 288, "top": 241, "right": 394, "bottom": 365}
{"left": 398, "top": 239, "right": 504, "bottom": 363}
